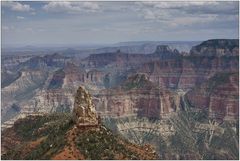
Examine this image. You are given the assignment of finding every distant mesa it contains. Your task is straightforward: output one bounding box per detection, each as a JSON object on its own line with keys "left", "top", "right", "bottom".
{"left": 155, "top": 45, "right": 171, "bottom": 53}
{"left": 198, "top": 39, "right": 238, "bottom": 50}
{"left": 44, "top": 52, "right": 67, "bottom": 59}
{"left": 154, "top": 45, "right": 179, "bottom": 55}
{"left": 190, "top": 39, "right": 239, "bottom": 56}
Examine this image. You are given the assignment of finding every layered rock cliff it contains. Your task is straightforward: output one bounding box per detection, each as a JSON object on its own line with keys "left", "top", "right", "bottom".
{"left": 138, "top": 40, "right": 238, "bottom": 90}
{"left": 1, "top": 39, "right": 239, "bottom": 127}
{"left": 94, "top": 74, "right": 180, "bottom": 119}
{"left": 186, "top": 72, "right": 239, "bottom": 120}
{"left": 1, "top": 69, "right": 48, "bottom": 122}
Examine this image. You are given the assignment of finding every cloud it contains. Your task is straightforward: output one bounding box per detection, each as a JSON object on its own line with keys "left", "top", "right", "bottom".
{"left": 140, "top": 9, "right": 170, "bottom": 21}
{"left": 2, "top": 1, "right": 33, "bottom": 12}
{"left": 136, "top": 1, "right": 218, "bottom": 9}
{"left": 134, "top": 1, "right": 239, "bottom": 30}
{"left": 26, "top": 27, "right": 34, "bottom": 32}
{"left": 82, "top": 2, "right": 99, "bottom": 10}
{"left": 136, "top": 1, "right": 238, "bottom": 17}
{"left": 179, "top": 2, "right": 238, "bottom": 15}
{"left": 143, "top": 10, "right": 156, "bottom": 20}
{"left": 2, "top": 1, "right": 238, "bottom": 45}
{"left": 2, "top": 25, "right": 15, "bottom": 32}
{"left": 42, "top": 1, "right": 100, "bottom": 13}
{"left": 2, "top": 26, "right": 9, "bottom": 31}
{"left": 17, "top": 16, "right": 25, "bottom": 20}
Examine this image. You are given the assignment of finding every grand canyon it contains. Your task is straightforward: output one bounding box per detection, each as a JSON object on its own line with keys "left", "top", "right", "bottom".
{"left": 1, "top": 39, "right": 239, "bottom": 159}
{"left": 1, "top": 1, "right": 239, "bottom": 160}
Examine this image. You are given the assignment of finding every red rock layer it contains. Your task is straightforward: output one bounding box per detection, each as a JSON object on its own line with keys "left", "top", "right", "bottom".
{"left": 186, "top": 73, "right": 239, "bottom": 120}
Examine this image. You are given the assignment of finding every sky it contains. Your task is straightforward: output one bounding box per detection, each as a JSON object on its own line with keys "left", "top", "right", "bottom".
{"left": 1, "top": 1, "right": 239, "bottom": 47}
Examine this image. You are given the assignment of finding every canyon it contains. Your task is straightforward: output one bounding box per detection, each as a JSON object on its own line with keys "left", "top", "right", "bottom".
{"left": 1, "top": 39, "right": 239, "bottom": 159}
{"left": 2, "top": 87, "right": 157, "bottom": 159}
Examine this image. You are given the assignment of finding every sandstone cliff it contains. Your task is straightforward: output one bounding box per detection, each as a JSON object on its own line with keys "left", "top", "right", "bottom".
{"left": 94, "top": 74, "right": 180, "bottom": 119}
{"left": 72, "top": 86, "right": 98, "bottom": 126}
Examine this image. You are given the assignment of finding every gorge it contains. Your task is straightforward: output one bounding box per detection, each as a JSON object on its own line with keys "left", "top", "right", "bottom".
{"left": 1, "top": 39, "right": 239, "bottom": 159}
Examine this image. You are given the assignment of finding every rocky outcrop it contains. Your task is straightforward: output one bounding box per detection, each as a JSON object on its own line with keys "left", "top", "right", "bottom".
{"left": 83, "top": 45, "right": 182, "bottom": 69}
{"left": 72, "top": 86, "right": 98, "bottom": 126}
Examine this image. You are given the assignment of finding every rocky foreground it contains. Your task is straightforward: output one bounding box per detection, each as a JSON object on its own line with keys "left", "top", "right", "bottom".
{"left": 1, "top": 86, "right": 157, "bottom": 160}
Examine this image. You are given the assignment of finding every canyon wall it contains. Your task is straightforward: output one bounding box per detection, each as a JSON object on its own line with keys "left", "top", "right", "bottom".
{"left": 1, "top": 39, "right": 239, "bottom": 126}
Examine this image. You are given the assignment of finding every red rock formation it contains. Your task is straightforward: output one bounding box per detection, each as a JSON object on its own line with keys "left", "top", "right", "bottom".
{"left": 138, "top": 54, "right": 238, "bottom": 90}
{"left": 94, "top": 74, "right": 180, "bottom": 118}
{"left": 186, "top": 72, "right": 239, "bottom": 120}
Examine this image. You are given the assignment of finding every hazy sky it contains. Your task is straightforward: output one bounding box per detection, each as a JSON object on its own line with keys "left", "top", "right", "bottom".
{"left": 1, "top": 1, "right": 239, "bottom": 46}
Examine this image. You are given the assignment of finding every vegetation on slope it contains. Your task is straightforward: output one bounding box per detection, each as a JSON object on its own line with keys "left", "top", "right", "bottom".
{"left": 77, "top": 126, "right": 141, "bottom": 159}
{"left": 2, "top": 113, "right": 74, "bottom": 160}
{"left": 1, "top": 113, "right": 157, "bottom": 160}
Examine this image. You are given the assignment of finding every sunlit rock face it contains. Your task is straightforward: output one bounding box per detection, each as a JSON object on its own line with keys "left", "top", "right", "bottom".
{"left": 138, "top": 40, "right": 238, "bottom": 90}
{"left": 94, "top": 74, "right": 181, "bottom": 119}
{"left": 72, "top": 86, "right": 98, "bottom": 126}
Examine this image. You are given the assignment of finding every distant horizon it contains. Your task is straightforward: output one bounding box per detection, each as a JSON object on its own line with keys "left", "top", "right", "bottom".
{"left": 2, "top": 38, "right": 239, "bottom": 49}
{"left": 2, "top": 1, "right": 239, "bottom": 47}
